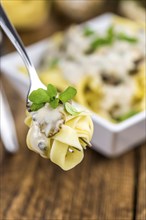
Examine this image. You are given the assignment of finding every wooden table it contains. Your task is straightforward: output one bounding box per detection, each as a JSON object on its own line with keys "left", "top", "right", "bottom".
{"left": 0, "top": 13, "right": 146, "bottom": 220}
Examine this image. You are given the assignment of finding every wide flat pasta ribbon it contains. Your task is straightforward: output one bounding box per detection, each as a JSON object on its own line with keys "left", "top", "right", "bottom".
{"left": 25, "top": 110, "right": 93, "bottom": 171}
{"left": 26, "top": 124, "right": 51, "bottom": 158}
{"left": 50, "top": 140, "right": 84, "bottom": 171}
{"left": 52, "top": 124, "right": 82, "bottom": 151}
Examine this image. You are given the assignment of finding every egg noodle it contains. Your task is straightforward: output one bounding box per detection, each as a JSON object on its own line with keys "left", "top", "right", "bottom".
{"left": 25, "top": 109, "right": 93, "bottom": 171}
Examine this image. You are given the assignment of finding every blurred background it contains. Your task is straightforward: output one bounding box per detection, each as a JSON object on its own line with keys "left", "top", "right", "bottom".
{"left": 0, "top": 1, "right": 146, "bottom": 220}
{"left": 1, "top": 0, "right": 145, "bottom": 53}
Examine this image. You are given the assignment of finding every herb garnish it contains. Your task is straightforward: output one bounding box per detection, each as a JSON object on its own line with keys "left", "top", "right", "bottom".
{"left": 29, "top": 88, "right": 50, "bottom": 104}
{"left": 49, "top": 58, "right": 59, "bottom": 69}
{"left": 47, "top": 84, "right": 57, "bottom": 98}
{"left": 65, "top": 102, "right": 80, "bottom": 116}
{"left": 116, "top": 33, "right": 138, "bottom": 43}
{"left": 30, "top": 103, "right": 45, "bottom": 111}
{"left": 115, "top": 110, "right": 139, "bottom": 122}
{"left": 85, "top": 26, "right": 114, "bottom": 54}
{"left": 85, "top": 25, "right": 138, "bottom": 54}
{"left": 83, "top": 26, "right": 95, "bottom": 37}
{"left": 28, "top": 84, "right": 79, "bottom": 115}
{"left": 59, "top": 86, "right": 77, "bottom": 103}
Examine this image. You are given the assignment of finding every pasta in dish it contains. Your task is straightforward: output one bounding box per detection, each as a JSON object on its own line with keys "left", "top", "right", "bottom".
{"left": 38, "top": 16, "right": 145, "bottom": 123}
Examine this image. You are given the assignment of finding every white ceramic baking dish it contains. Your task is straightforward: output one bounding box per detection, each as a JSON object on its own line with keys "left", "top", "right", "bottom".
{"left": 1, "top": 13, "right": 145, "bottom": 157}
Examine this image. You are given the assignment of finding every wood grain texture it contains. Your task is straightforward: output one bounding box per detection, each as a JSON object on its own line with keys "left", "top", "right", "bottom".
{"left": 1, "top": 78, "right": 145, "bottom": 220}
{"left": 136, "top": 145, "right": 146, "bottom": 220}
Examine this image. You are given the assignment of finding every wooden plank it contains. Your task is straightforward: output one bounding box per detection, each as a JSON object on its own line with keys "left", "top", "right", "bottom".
{"left": 68, "top": 150, "right": 135, "bottom": 220}
{"left": 136, "top": 145, "right": 146, "bottom": 220}
{"left": 1, "top": 146, "right": 136, "bottom": 220}
{"left": 0, "top": 78, "right": 137, "bottom": 220}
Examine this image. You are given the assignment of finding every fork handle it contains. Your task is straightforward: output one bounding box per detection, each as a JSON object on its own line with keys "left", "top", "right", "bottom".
{"left": 0, "top": 85, "right": 19, "bottom": 153}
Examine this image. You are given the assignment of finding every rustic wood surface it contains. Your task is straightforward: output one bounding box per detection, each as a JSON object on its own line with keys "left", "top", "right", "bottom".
{"left": 0, "top": 11, "right": 146, "bottom": 220}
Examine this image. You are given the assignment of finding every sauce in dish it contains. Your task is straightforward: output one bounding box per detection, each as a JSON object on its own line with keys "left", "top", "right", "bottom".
{"left": 38, "top": 17, "right": 145, "bottom": 123}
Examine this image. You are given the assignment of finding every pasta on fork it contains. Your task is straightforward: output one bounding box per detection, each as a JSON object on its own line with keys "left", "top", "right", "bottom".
{"left": 25, "top": 84, "right": 93, "bottom": 171}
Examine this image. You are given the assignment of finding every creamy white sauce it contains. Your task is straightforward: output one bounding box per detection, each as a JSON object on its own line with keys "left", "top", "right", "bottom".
{"left": 28, "top": 123, "right": 49, "bottom": 154}
{"left": 100, "top": 79, "right": 136, "bottom": 117}
{"left": 41, "top": 25, "right": 145, "bottom": 117}
{"left": 59, "top": 27, "right": 144, "bottom": 84}
{"left": 29, "top": 104, "right": 65, "bottom": 152}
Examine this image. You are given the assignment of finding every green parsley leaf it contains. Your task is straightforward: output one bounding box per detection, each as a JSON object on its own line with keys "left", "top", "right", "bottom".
{"left": 83, "top": 26, "right": 95, "bottom": 36}
{"left": 29, "top": 84, "right": 78, "bottom": 112}
{"left": 107, "top": 25, "right": 115, "bottom": 42}
{"left": 65, "top": 102, "right": 80, "bottom": 116}
{"left": 85, "top": 27, "right": 115, "bottom": 54}
{"left": 92, "top": 37, "right": 112, "bottom": 48}
{"left": 50, "top": 98, "right": 59, "bottom": 109}
{"left": 47, "top": 84, "right": 57, "bottom": 99}
{"left": 86, "top": 37, "right": 112, "bottom": 54}
{"left": 30, "top": 103, "right": 45, "bottom": 111}
{"left": 115, "top": 110, "right": 139, "bottom": 122}
{"left": 117, "top": 33, "right": 138, "bottom": 43}
{"left": 49, "top": 58, "right": 59, "bottom": 69}
{"left": 29, "top": 88, "right": 49, "bottom": 104}
{"left": 59, "top": 87, "right": 77, "bottom": 103}
{"left": 85, "top": 25, "right": 138, "bottom": 54}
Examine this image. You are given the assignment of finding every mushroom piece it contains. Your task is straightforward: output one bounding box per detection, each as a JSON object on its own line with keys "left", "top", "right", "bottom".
{"left": 31, "top": 104, "right": 65, "bottom": 138}
{"left": 101, "top": 72, "right": 122, "bottom": 86}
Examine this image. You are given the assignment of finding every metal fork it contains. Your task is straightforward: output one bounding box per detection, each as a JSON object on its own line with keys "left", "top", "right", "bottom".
{"left": 0, "top": 85, "right": 19, "bottom": 153}
{"left": 0, "top": 5, "right": 46, "bottom": 109}
{"left": 0, "top": 6, "right": 74, "bottom": 152}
